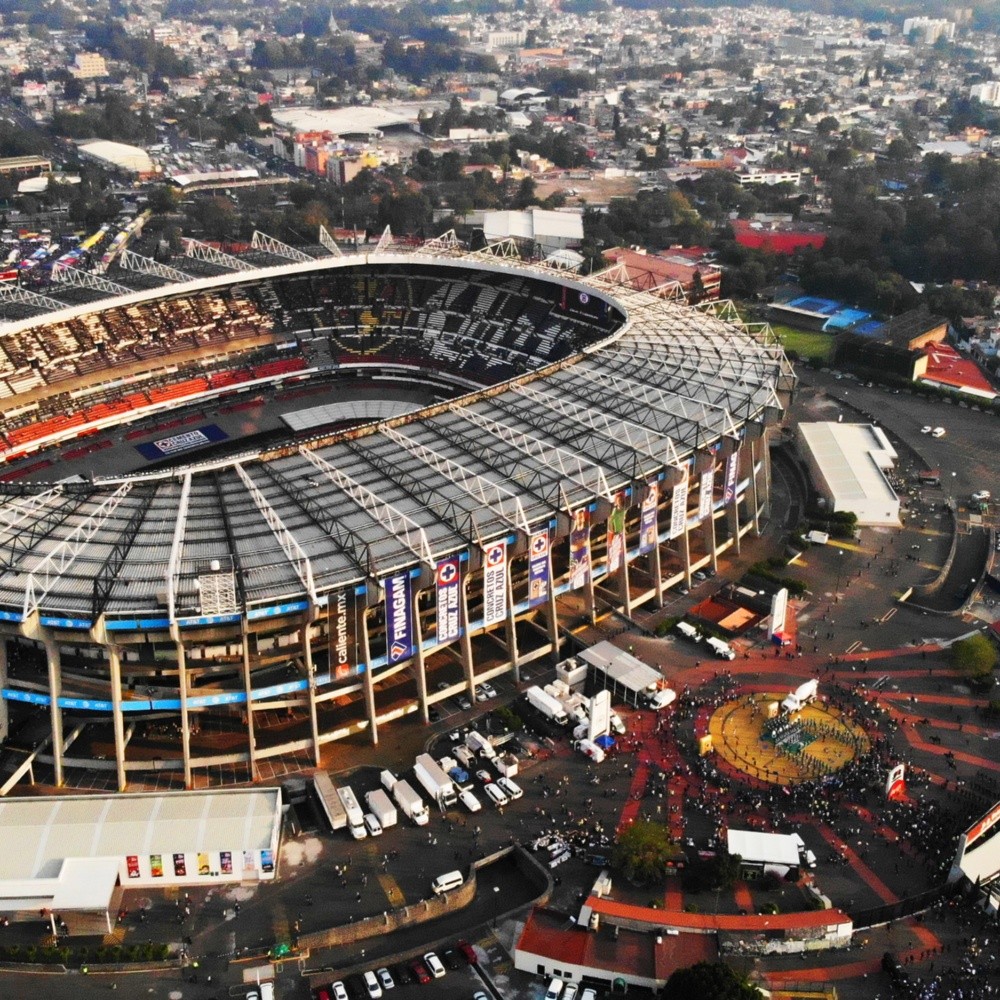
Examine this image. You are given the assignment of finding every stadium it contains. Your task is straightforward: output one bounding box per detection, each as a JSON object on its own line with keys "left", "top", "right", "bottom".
{"left": 0, "top": 231, "right": 795, "bottom": 790}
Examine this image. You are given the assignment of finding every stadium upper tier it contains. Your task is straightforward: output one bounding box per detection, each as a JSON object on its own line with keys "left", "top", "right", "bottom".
{"left": 0, "top": 242, "right": 794, "bottom": 629}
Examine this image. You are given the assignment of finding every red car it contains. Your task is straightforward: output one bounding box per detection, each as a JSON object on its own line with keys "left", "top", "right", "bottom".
{"left": 408, "top": 958, "right": 431, "bottom": 984}
{"left": 456, "top": 940, "right": 478, "bottom": 965}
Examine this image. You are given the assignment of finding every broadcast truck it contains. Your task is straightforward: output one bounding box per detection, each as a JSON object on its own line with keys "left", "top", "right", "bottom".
{"left": 336, "top": 785, "right": 367, "bottom": 840}
{"left": 525, "top": 685, "right": 570, "bottom": 726}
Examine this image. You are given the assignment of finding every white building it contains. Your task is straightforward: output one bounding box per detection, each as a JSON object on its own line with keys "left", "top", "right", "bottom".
{"left": 796, "top": 422, "right": 900, "bottom": 526}
{"left": 482, "top": 207, "right": 583, "bottom": 254}
{"left": 0, "top": 788, "right": 282, "bottom": 934}
{"left": 78, "top": 140, "right": 155, "bottom": 175}
{"left": 902, "top": 17, "right": 955, "bottom": 44}
{"left": 971, "top": 81, "right": 1000, "bottom": 107}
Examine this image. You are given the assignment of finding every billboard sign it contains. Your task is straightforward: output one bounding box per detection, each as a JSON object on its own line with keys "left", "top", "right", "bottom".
{"left": 435, "top": 557, "right": 461, "bottom": 645}
{"left": 568, "top": 508, "right": 591, "bottom": 590}
{"left": 669, "top": 477, "right": 689, "bottom": 540}
{"left": 723, "top": 451, "right": 739, "bottom": 505}
{"left": 770, "top": 588, "right": 789, "bottom": 639}
{"left": 606, "top": 491, "right": 627, "bottom": 574}
{"left": 528, "top": 529, "right": 550, "bottom": 607}
{"left": 329, "top": 589, "right": 359, "bottom": 681}
{"left": 639, "top": 481, "right": 658, "bottom": 553}
{"left": 885, "top": 763, "right": 906, "bottom": 800}
{"left": 384, "top": 572, "right": 414, "bottom": 665}
{"left": 698, "top": 468, "right": 715, "bottom": 521}
{"left": 589, "top": 689, "right": 612, "bottom": 741}
{"left": 482, "top": 541, "right": 507, "bottom": 627}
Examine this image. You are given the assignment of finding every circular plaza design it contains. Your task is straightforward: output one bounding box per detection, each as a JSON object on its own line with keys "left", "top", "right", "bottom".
{"left": 708, "top": 692, "right": 870, "bottom": 785}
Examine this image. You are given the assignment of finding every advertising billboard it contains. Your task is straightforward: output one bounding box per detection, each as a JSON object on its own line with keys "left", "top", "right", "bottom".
{"left": 328, "top": 588, "right": 359, "bottom": 681}
{"left": 723, "top": 451, "right": 739, "bottom": 505}
{"left": 482, "top": 541, "right": 507, "bottom": 626}
{"left": 435, "top": 556, "right": 461, "bottom": 645}
{"left": 528, "top": 529, "right": 550, "bottom": 607}
{"left": 384, "top": 572, "right": 414, "bottom": 665}
{"left": 639, "top": 481, "right": 658, "bottom": 554}
{"left": 669, "top": 477, "right": 689, "bottom": 540}
{"left": 698, "top": 468, "right": 715, "bottom": 521}
{"left": 606, "top": 491, "right": 627, "bottom": 574}
{"left": 568, "top": 508, "right": 591, "bottom": 590}
{"left": 589, "top": 689, "right": 612, "bottom": 741}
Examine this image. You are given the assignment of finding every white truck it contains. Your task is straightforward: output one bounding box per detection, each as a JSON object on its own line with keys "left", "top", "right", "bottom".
{"left": 676, "top": 621, "right": 701, "bottom": 642}
{"left": 492, "top": 751, "right": 519, "bottom": 777}
{"left": 336, "top": 785, "right": 367, "bottom": 840}
{"left": 392, "top": 778, "right": 429, "bottom": 826}
{"left": 643, "top": 683, "right": 677, "bottom": 709}
{"left": 574, "top": 738, "right": 606, "bottom": 763}
{"left": 525, "top": 685, "right": 570, "bottom": 726}
{"left": 465, "top": 730, "right": 497, "bottom": 759}
{"left": 365, "top": 788, "right": 398, "bottom": 829}
{"left": 706, "top": 636, "right": 736, "bottom": 660}
{"left": 781, "top": 678, "right": 819, "bottom": 714}
{"left": 414, "top": 753, "right": 458, "bottom": 808}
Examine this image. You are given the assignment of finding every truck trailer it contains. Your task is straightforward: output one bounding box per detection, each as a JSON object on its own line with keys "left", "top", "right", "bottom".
{"left": 392, "top": 779, "right": 430, "bottom": 825}
{"left": 414, "top": 753, "right": 458, "bottom": 808}
{"left": 525, "top": 685, "right": 570, "bottom": 725}
{"left": 365, "top": 788, "right": 398, "bottom": 829}
{"left": 336, "top": 785, "right": 367, "bottom": 840}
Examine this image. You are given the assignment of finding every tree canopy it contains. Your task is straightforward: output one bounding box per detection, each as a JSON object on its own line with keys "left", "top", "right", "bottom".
{"left": 950, "top": 634, "right": 998, "bottom": 685}
{"left": 663, "top": 962, "right": 763, "bottom": 1000}
{"left": 612, "top": 819, "right": 681, "bottom": 885}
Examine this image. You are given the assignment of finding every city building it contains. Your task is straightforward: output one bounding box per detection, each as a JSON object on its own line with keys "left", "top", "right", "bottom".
{"left": 601, "top": 246, "right": 721, "bottom": 303}
{"left": 69, "top": 52, "right": 108, "bottom": 79}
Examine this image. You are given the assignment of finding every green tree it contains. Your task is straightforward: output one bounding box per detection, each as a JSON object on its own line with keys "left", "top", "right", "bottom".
{"left": 950, "top": 634, "right": 998, "bottom": 685}
{"left": 612, "top": 820, "right": 679, "bottom": 885}
{"left": 816, "top": 115, "right": 840, "bottom": 136}
{"left": 663, "top": 962, "right": 763, "bottom": 1000}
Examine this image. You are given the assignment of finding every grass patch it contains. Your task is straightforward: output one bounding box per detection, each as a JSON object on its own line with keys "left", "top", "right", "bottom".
{"left": 770, "top": 324, "right": 836, "bottom": 363}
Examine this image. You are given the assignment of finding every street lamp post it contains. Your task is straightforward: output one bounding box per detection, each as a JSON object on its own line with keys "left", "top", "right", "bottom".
{"left": 492, "top": 885, "right": 500, "bottom": 929}
{"left": 835, "top": 549, "right": 845, "bottom": 601}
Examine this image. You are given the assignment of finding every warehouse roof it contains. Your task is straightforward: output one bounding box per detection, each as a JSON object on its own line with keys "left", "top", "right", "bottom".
{"left": 727, "top": 828, "right": 800, "bottom": 867}
{"left": 78, "top": 140, "right": 154, "bottom": 174}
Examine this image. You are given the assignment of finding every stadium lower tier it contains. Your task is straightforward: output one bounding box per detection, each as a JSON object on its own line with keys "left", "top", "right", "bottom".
{"left": 0, "top": 446, "right": 769, "bottom": 790}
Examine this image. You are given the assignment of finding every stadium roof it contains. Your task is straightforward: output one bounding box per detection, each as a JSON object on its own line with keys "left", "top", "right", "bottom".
{"left": 0, "top": 241, "right": 794, "bottom": 624}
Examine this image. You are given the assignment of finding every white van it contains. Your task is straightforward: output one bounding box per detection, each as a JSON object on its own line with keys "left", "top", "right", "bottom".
{"left": 676, "top": 621, "right": 701, "bottom": 642}
{"left": 431, "top": 870, "right": 464, "bottom": 895}
{"left": 706, "top": 636, "right": 736, "bottom": 660}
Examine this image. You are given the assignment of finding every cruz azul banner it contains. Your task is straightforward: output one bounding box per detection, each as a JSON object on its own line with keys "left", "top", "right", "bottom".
{"left": 328, "top": 589, "right": 359, "bottom": 680}
{"left": 435, "top": 557, "right": 461, "bottom": 646}
{"left": 639, "top": 481, "right": 658, "bottom": 554}
{"left": 384, "top": 572, "right": 414, "bottom": 665}
{"left": 482, "top": 541, "right": 507, "bottom": 627}
{"left": 528, "top": 529, "right": 550, "bottom": 607}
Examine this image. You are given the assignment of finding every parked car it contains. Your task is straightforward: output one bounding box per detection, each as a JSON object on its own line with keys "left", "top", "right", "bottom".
{"left": 456, "top": 939, "right": 478, "bottom": 965}
{"left": 408, "top": 959, "right": 431, "bottom": 984}
{"left": 423, "top": 952, "right": 446, "bottom": 978}
{"left": 475, "top": 769, "right": 493, "bottom": 784}
{"left": 459, "top": 788, "right": 482, "bottom": 812}
{"left": 331, "top": 983, "right": 348, "bottom": 1000}
{"left": 376, "top": 967, "right": 394, "bottom": 990}
{"left": 363, "top": 970, "right": 383, "bottom": 999}
{"left": 484, "top": 783, "right": 509, "bottom": 808}
{"left": 496, "top": 776, "right": 523, "bottom": 800}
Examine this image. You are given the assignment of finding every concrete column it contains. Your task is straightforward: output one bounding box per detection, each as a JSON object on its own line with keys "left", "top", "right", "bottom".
{"left": 749, "top": 436, "right": 762, "bottom": 536}
{"left": 359, "top": 608, "right": 378, "bottom": 745}
{"left": 240, "top": 620, "right": 259, "bottom": 781}
{"left": 173, "top": 637, "right": 193, "bottom": 789}
{"left": 0, "top": 639, "right": 8, "bottom": 744}
{"left": 504, "top": 560, "right": 520, "bottom": 683}
{"left": 544, "top": 540, "right": 560, "bottom": 661}
{"left": 301, "top": 613, "right": 320, "bottom": 766}
{"left": 43, "top": 635, "right": 64, "bottom": 787}
{"left": 727, "top": 450, "right": 742, "bottom": 556}
{"left": 458, "top": 575, "right": 475, "bottom": 691}
{"left": 107, "top": 644, "right": 127, "bottom": 792}
{"left": 412, "top": 588, "right": 429, "bottom": 724}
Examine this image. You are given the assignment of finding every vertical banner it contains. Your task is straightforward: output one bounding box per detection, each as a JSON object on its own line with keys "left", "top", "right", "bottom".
{"left": 150, "top": 854, "right": 163, "bottom": 878}
{"left": 243, "top": 851, "right": 256, "bottom": 874}
{"left": 885, "top": 763, "right": 906, "bottom": 800}
{"left": 669, "top": 477, "right": 689, "bottom": 540}
{"left": 568, "top": 508, "right": 591, "bottom": 589}
{"left": 698, "top": 468, "right": 715, "bottom": 521}
{"left": 528, "top": 529, "right": 550, "bottom": 607}
{"left": 173, "top": 853, "right": 187, "bottom": 877}
{"left": 770, "top": 588, "right": 789, "bottom": 640}
{"left": 126, "top": 855, "right": 140, "bottom": 879}
{"left": 606, "top": 492, "right": 627, "bottom": 574}
{"left": 198, "top": 852, "right": 210, "bottom": 876}
{"left": 384, "top": 572, "right": 414, "bottom": 665}
{"left": 723, "top": 451, "right": 739, "bottom": 505}
{"left": 260, "top": 850, "right": 275, "bottom": 874}
{"left": 435, "top": 556, "right": 461, "bottom": 645}
{"left": 482, "top": 541, "right": 507, "bottom": 627}
{"left": 220, "top": 851, "right": 233, "bottom": 875}
{"left": 329, "top": 589, "right": 358, "bottom": 681}
{"left": 639, "top": 481, "right": 659, "bottom": 554}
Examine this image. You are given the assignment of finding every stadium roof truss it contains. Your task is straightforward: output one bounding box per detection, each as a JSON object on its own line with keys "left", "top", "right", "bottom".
{"left": 0, "top": 236, "right": 794, "bottom": 620}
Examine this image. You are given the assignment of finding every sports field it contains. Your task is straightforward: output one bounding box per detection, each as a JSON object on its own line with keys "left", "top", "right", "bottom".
{"left": 770, "top": 324, "right": 836, "bottom": 363}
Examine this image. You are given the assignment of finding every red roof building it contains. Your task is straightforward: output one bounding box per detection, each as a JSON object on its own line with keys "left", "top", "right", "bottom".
{"left": 731, "top": 218, "right": 827, "bottom": 254}
{"left": 601, "top": 246, "right": 721, "bottom": 303}
{"left": 919, "top": 342, "right": 997, "bottom": 399}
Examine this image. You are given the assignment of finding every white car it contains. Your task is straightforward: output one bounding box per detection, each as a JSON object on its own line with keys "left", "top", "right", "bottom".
{"left": 423, "top": 952, "right": 446, "bottom": 979}
{"left": 544, "top": 979, "right": 563, "bottom": 1000}
{"left": 363, "top": 970, "right": 383, "bottom": 999}
{"left": 496, "top": 776, "right": 523, "bottom": 800}
{"left": 484, "top": 783, "right": 509, "bottom": 808}
{"left": 580, "top": 989, "right": 598, "bottom": 1000}
{"left": 459, "top": 788, "right": 482, "bottom": 812}
{"left": 562, "top": 984, "right": 580, "bottom": 1000}
{"left": 331, "top": 983, "right": 348, "bottom": 1000}
{"left": 376, "top": 967, "right": 394, "bottom": 991}
{"left": 920, "top": 425, "right": 932, "bottom": 434}
{"left": 479, "top": 682, "right": 497, "bottom": 699}
{"left": 363, "top": 813, "right": 383, "bottom": 837}
{"left": 475, "top": 769, "right": 493, "bottom": 784}
{"left": 931, "top": 427, "right": 946, "bottom": 437}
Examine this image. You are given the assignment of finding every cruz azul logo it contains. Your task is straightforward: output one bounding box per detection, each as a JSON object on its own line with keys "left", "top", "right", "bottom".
{"left": 530, "top": 533, "right": 548, "bottom": 557}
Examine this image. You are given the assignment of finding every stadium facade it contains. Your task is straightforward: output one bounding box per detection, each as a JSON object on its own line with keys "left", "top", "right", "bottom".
{"left": 0, "top": 235, "right": 795, "bottom": 789}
